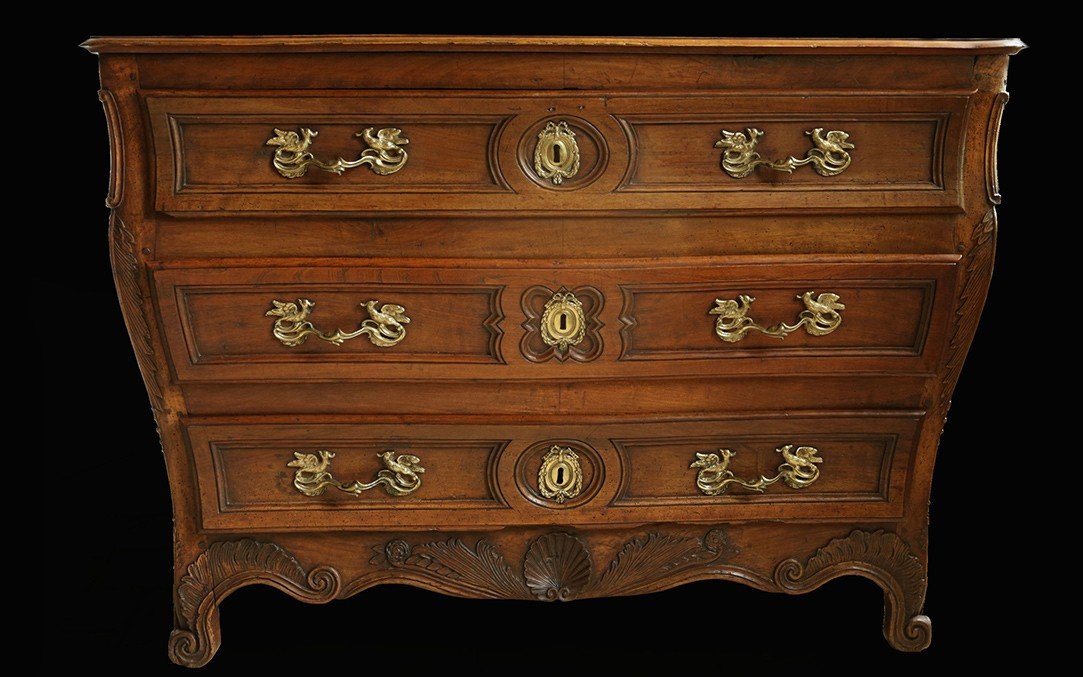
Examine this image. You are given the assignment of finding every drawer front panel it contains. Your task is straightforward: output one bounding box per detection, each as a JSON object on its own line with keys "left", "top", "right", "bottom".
{"left": 154, "top": 260, "right": 953, "bottom": 383}
{"left": 188, "top": 413, "right": 920, "bottom": 531}
{"left": 619, "top": 279, "right": 936, "bottom": 360}
{"left": 614, "top": 434, "right": 895, "bottom": 506}
{"left": 148, "top": 94, "right": 965, "bottom": 213}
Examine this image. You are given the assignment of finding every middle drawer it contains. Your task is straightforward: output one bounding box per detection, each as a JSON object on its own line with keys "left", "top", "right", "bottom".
{"left": 153, "top": 259, "right": 955, "bottom": 382}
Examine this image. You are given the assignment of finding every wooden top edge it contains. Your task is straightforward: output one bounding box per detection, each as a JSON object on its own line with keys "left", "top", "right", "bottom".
{"left": 80, "top": 35, "right": 1026, "bottom": 55}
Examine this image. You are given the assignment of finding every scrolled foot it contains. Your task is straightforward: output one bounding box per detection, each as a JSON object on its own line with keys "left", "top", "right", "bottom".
{"left": 168, "top": 539, "right": 340, "bottom": 667}
{"left": 167, "top": 622, "right": 219, "bottom": 668}
{"left": 775, "top": 530, "right": 931, "bottom": 652}
{"left": 884, "top": 609, "right": 932, "bottom": 652}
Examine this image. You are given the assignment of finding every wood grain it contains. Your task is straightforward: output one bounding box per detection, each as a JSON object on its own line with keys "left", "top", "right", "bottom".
{"left": 87, "top": 36, "right": 1018, "bottom": 664}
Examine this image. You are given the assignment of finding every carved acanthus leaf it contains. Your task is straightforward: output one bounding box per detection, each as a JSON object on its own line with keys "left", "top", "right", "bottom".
{"left": 177, "top": 540, "right": 309, "bottom": 623}
{"left": 591, "top": 528, "right": 737, "bottom": 597}
{"left": 169, "top": 539, "right": 339, "bottom": 667}
{"left": 774, "top": 529, "right": 930, "bottom": 651}
{"left": 374, "top": 528, "right": 735, "bottom": 602}
{"left": 372, "top": 538, "right": 532, "bottom": 599}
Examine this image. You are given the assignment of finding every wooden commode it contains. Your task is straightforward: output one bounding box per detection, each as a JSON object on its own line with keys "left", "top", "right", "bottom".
{"left": 83, "top": 35, "right": 1022, "bottom": 666}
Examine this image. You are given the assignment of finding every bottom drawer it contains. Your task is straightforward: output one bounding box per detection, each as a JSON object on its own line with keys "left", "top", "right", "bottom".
{"left": 186, "top": 413, "right": 922, "bottom": 531}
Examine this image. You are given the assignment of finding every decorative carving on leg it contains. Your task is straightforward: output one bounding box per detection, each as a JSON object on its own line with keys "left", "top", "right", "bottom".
{"left": 167, "top": 540, "right": 340, "bottom": 668}
{"left": 935, "top": 209, "right": 997, "bottom": 424}
{"left": 110, "top": 215, "right": 165, "bottom": 414}
{"left": 371, "top": 528, "right": 737, "bottom": 601}
{"left": 774, "top": 530, "right": 931, "bottom": 651}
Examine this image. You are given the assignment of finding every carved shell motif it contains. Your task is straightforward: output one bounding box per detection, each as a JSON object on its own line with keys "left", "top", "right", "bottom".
{"left": 523, "top": 532, "right": 592, "bottom": 601}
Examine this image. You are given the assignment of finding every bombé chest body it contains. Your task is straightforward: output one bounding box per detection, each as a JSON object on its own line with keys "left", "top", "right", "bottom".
{"left": 84, "top": 35, "right": 1021, "bottom": 666}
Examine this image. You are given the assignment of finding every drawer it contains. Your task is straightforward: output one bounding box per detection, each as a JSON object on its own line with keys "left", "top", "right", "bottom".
{"left": 187, "top": 412, "right": 921, "bottom": 531}
{"left": 147, "top": 93, "right": 965, "bottom": 213}
{"left": 154, "top": 259, "right": 954, "bottom": 383}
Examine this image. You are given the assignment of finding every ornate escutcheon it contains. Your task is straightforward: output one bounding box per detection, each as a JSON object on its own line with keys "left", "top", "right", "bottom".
{"left": 266, "top": 298, "right": 409, "bottom": 348}
{"left": 266, "top": 127, "right": 409, "bottom": 178}
{"left": 538, "top": 445, "right": 583, "bottom": 503}
{"left": 715, "top": 127, "right": 854, "bottom": 178}
{"left": 690, "top": 445, "right": 823, "bottom": 496}
{"left": 288, "top": 450, "right": 424, "bottom": 497}
{"left": 534, "top": 121, "right": 581, "bottom": 185}
{"left": 540, "top": 290, "right": 587, "bottom": 352}
{"left": 710, "top": 291, "right": 844, "bottom": 343}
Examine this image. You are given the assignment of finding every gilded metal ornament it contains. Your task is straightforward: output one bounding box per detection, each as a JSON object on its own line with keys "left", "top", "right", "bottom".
{"left": 266, "top": 299, "right": 409, "bottom": 347}
{"left": 538, "top": 445, "right": 583, "bottom": 503}
{"left": 710, "top": 291, "right": 845, "bottom": 343}
{"left": 690, "top": 445, "right": 823, "bottom": 496}
{"left": 288, "top": 450, "right": 424, "bottom": 497}
{"left": 534, "top": 121, "right": 580, "bottom": 185}
{"left": 715, "top": 127, "right": 854, "bottom": 178}
{"left": 266, "top": 127, "right": 409, "bottom": 178}
{"left": 539, "top": 290, "right": 587, "bottom": 352}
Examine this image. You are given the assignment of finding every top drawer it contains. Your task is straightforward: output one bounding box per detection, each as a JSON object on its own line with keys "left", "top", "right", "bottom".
{"left": 147, "top": 94, "right": 966, "bottom": 213}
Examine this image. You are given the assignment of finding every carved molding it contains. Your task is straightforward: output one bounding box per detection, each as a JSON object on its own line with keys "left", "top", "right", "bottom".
{"left": 589, "top": 528, "right": 739, "bottom": 598}
{"left": 774, "top": 530, "right": 930, "bottom": 651}
{"left": 98, "top": 89, "right": 124, "bottom": 208}
{"left": 372, "top": 528, "right": 736, "bottom": 601}
{"left": 520, "top": 285, "right": 604, "bottom": 363}
{"left": 374, "top": 536, "right": 531, "bottom": 599}
{"left": 168, "top": 539, "right": 340, "bottom": 668}
{"left": 936, "top": 209, "right": 997, "bottom": 423}
{"left": 985, "top": 93, "right": 1009, "bottom": 205}
{"left": 109, "top": 215, "right": 165, "bottom": 413}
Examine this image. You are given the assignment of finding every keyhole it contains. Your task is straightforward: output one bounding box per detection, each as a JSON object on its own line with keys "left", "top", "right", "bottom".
{"left": 553, "top": 144, "right": 562, "bottom": 164}
{"left": 556, "top": 467, "right": 565, "bottom": 485}
{"left": 559, "top": 312, "right": 568, "bottom": 332}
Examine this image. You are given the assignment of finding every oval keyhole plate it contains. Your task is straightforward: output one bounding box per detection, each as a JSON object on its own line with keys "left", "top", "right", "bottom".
{"left": 538, "top": 445, "right": 583, "bottom": 504}
{"left": 540, "top": 290, "right": 586, "bottom": 352}
{"left": 534, "top": 120, "right": 580, "bottom": 185}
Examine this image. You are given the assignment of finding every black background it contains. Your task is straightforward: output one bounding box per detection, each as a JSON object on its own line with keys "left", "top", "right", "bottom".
{"left": 47, "top": 16, "right": 1046, "bottom": 673}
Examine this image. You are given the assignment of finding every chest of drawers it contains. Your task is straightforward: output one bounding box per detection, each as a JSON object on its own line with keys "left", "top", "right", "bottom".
{"left": 83, "top": 35, "right": 1022, "bottom": 666}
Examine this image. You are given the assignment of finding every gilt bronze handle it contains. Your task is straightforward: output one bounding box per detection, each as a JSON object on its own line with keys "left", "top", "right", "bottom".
{"left": 266, "top": 127, "right": 409, "bottom": 178}
{"left": 690, "top": 445, "right": 823, "bottom": 496}
{"left": 266, "top": 299, "right": 409, "bottom": 348}
{"left": 288, "top": 450, "right": 424, "bottom": 497}
{"left": 709, "top": 291, "right": 844, "bottom": 343}
{"left": 714, "top": 127, "right": 853, "bottom": 178}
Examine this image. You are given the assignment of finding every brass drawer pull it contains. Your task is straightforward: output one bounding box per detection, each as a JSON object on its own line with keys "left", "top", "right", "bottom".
{"left": 690, "top": 445, "right": 823, "bottom": 496}
{"left": 715, "top": 127, "right": 853, "bottom": 178}
{"left": 266, "top": 127, "right": 409, "bottom": 178}
{"left": 266, "top": 299, "right": 409, "bottom": 348}
{"left": 288, "top": 450, "right": 424, "bottom": 497}
{"left": 710, "top": 291, "right": 844, "bottom": 343}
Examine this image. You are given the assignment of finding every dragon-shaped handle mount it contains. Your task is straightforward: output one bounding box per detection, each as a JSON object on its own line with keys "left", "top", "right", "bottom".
{"left": 266, "top": 127, "right": 409, "bottom": 178}
{"left": 690, "top": 445, "right": 823, "bottom": 496}
{"left": 288, "top": 450, "right": 424, "bottom": 497}
{"left": 266, "top": 298, "right": 410, "bottom": 348}
{"left": 710, "top": 291, "right": 845, "bottom": 343}
{"left": 715, "top": 127, "right": 854, "bottom": 179}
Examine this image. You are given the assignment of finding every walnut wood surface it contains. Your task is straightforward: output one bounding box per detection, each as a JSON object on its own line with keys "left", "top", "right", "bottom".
{"left": 88, "top": 36, "right": 1017, "bottom": 665}
{"left": 153, "top": 260, "right": 953, "bottom": 381}
{"left": 147, "top": 93, "right": 965, "bottom": 212}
